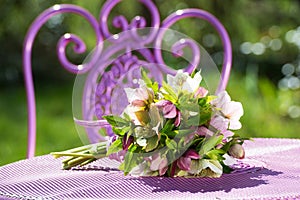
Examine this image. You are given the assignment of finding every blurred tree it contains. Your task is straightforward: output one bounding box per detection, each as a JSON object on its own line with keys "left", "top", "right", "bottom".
{"left": 1, "top": 0, "right": 300, "bottom": 84}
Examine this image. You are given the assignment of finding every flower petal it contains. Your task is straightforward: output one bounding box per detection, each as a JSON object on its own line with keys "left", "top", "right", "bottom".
{"left": 228, "top": 120, "right": 242, "bottom": 130}
{"left": 185, "top": 149, "right": 200, "bottom": 159}
{"left": 174, "top": 111, "right": 181, "bottom": 127}
{"left": 203, "top": 160, "right": 223, "bottom": 176}
{"left": 222, "top": 101, "right": 244, "bottom": 119}
{"left": 163, "top": 104, "right": 177, "bottom": 118}
{"left": 194, "top": 87, "right": 208, "bottom": 98}
{"left": 211, "top": 91, "right": 231, "bottom": 109}
{"left": 210, "top": 115, "right": 229, "bottom": 131}
{"left": 177, "top": 156, "right": 191, "bottom": 171}
{"left": 159, "top": 158, "right": 168, "bottom": 176}
{"left": 223, "top": 154, "right": 237, "bottom": 166}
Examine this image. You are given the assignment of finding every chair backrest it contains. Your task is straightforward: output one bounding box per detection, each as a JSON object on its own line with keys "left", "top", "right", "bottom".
{"left": 23, "top": 0, "right": 232, "bottom": 158}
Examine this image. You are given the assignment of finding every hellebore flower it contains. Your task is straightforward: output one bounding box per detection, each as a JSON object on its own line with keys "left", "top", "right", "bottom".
{"left": 194, "top": 87, "right": 208, "bottom": 98}
{"left": 167, "top": 70, "right": 202, "bottom": 93}
{"left": 124, "top": 81, "right": 153, "bottom": 104}
{"left": 108, "top": 150, "right": 126, "bottom": 162}
{"left": 199, "top": 159, "right": 223, "bottom": 178}
{"left": 223, "top": 153, "right": 237, "bottom": 166}
{"left": 124, "top": 80, "right": 154, "bottom": 125}
{"left": 130, "top": 161, "right": 152, "bottom": 176}
{"left": 156, "top": 100, "right": 181, "bottom": 127}
{"left": 177, "top": 149, "right": 200, "bottom": 171}
{"left": 149, "top": 154, "right": 168, "bottom": 176}
{"left": 210, "top": 115, "right": 234, "bottom": 138}
{"left": 211, "top": 91, "right": 244, "bottom": 130}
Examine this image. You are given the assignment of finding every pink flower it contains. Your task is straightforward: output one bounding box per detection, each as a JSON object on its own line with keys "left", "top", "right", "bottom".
{"left": 211, "top": 91, "right": 244, "bottom": 130}
{"left": 194, "top": 87, "right": 208, "bottom": 98}
{"left": 156, "top": 100, "right": 181, "bottom": 127}
{"left": 177, "top": 149, "right": 200, "bottom": 171}
{"left": 149, "top": 154, "right": 168, "bottom": 176}
{"left": 108, "top": 150, "right": 126, "bottom": 162}
{"left": 210, "top": 115, "right": 234, "bottom": 138}
{"left": 196, "top": 126, "right": 214, "bottom": 137}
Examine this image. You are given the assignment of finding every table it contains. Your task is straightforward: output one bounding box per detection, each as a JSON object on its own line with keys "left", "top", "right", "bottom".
{"left": 1, "top": 138, "right": 300, "bottom": 200}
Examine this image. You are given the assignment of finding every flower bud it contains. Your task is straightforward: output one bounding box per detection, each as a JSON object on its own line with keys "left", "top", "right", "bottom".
{"left": 228, "top": 144, "right": 245, "bottom": 159}
{"left": 122, "top": 135, "right": 134, "bottom": 151}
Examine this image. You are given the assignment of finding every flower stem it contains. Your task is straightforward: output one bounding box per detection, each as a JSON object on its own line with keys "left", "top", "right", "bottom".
{"left": 51, "top": 141, "right": 108, "bottom": 170}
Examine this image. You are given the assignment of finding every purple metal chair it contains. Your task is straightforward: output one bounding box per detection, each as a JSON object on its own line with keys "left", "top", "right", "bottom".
{"left": 23, "top": 0, "right": 232, "bottom": 159}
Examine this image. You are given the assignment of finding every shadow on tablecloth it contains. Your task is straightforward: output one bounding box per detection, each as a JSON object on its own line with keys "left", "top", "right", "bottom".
{"left": 137, "top": 167, "right": 282, "bottom": 193}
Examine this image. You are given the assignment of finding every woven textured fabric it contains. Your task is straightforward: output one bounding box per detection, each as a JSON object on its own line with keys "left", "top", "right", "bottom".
{"left": 1, "top": 138, "right": 300, "bottom": 200}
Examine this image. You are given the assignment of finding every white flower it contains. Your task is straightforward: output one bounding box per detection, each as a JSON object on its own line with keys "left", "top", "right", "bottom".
{"left": 223, "top": 153, "right": 237, "bottom": 166}
{"left": 123, "top": 106, "right": 142, "bottom": 126}
{"left": 123, "top": 80, "right": 154, "bottom": 126}
{"left": 189, "top": 159, "right": 223, "bottom": 177}
{"left": 167, "top": 70, "right": 202, "bottom": 93}
{"left": 209, "top": 115, "right": 234, "bottom": 138}
{"left": 130, "top": 162, "right": 152, "bottom": 176}
{"left": 211, "top": 91, "right": 244, "bottom": 130}
{"left": 124, "top": 87, "right": 149, "bottom": 104}
{"left": 201, "top": 159, "right": 223, "bottom": 176}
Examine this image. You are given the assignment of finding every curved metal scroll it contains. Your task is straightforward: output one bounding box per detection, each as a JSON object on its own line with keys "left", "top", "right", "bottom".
{"left": 23, "top": 0, "right": 232, "bottom": 158}
{"left": 23, "top": 5, "right": 102, "bottom": 158}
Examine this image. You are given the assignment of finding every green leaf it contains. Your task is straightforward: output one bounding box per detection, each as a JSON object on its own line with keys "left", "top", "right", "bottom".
{"left": 124, "top": 146, "right": 140, "bottom": 175}
{"left": 206, "top": 149, "right": 226, "bottom": 160}
{"left": 145, "top": 135, "right": 160, "bottom": 152}
{"left": 106, "top": 139, "right": 122, "bottom": 156}
{"left": 162, "top": 81, "right": 178, "bottom": 100}
{"left": 166, "top": 149, "right": 176, "bottom": 163}
{"left": 198, "top": 110, "right": 212, "bottom": 125}
{"left": 166, "top": 138, "right": 177, "bottom": 150}
{"left": 190, "top": 69, "right": 199, "bottom": 78}
{"left": 112, "top": 126, "right": 130, "bottom": 136}
{"left": 123, "top": 112, "right": 131, "bottom": 121}
{"left": 178, "top": 94, "right": 199, "bottom": 112}
{"left": 192, "top": 137, "right": 205, "bottom": 150}
{"left": 152, "top": 82, "right": 159, "bottom": 93}
{"left": 177, "top": 129, "right": 195, "bottom": 137}
{"left": 119, "top": 162, "right": 125, "bottom": 171}
{"left": 222, "top": 162, "right": 233, "bottom": 174}
{"left": 160, "top": 119, "right": 175, "bottom": 135}
{"left": 198, "top": 135, "right": 223, "bottom": 156}
{"left": 186, "top": 116, "right": 201, "bottom": 126}
{"left": 141, "top": 68, "right": 152, "bottom": 86}
{"left": 162, "top": 94, "right": 177, "bottom": 103}
{"left": 103, "top": 115, "right": 129, "bottom": 127}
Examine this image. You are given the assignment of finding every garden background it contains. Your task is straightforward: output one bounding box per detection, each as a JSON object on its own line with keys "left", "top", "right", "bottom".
{"left": 1, "top": 0, "right": 300, "bottom": 165}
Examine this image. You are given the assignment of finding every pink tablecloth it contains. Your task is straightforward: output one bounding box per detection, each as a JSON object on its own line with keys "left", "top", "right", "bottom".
{"left": 0, "top": 138, "right": 300, "bottom": 200}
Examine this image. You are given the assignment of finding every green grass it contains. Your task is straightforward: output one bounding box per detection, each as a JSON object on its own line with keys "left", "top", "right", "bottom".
{"left": 227, "top": 74, "right": 300, "bottom": 139}
{"left": 0, "top": 73, "right": 299, "bottom": 166}
{"left": 0, "top": 82, "right": 82, "bottom": 166}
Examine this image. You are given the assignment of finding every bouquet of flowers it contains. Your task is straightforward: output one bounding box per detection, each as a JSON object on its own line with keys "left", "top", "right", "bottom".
{"left": 52, "top": 69, "right": 248, "bottom": 178}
